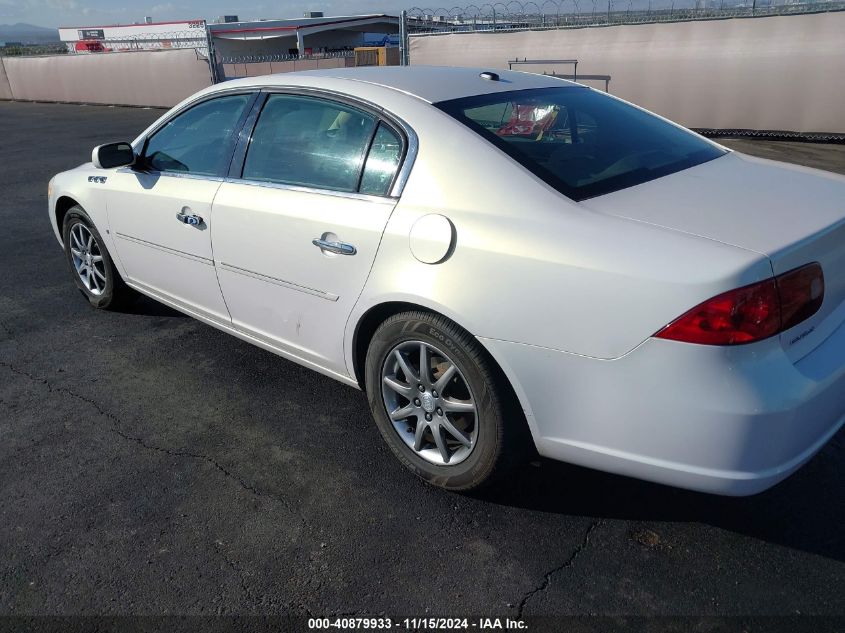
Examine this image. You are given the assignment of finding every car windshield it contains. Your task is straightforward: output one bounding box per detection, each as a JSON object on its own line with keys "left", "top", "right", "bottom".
{"left": 435, "top": 87, "right": 726, "bottom": 201}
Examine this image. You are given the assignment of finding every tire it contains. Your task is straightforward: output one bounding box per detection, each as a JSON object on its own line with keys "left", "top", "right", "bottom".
{"left": 365, "top": 311, "right": 530, "bottom": 491}
{"left": 62, "top": 205, "right": 133, "bottom": 310}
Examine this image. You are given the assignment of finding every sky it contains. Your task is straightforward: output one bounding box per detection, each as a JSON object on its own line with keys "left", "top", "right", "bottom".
{"left": 0, "top": 0, "right": 409, "bottom": 28}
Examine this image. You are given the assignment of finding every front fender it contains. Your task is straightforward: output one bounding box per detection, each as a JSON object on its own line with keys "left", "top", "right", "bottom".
{"left": 49, "top": 164, "right": 119, "bottom": 264}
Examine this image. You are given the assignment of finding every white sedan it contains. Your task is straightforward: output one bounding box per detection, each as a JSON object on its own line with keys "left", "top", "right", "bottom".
{"left": 48, "top": 67, "right": 845, "bottom": 495}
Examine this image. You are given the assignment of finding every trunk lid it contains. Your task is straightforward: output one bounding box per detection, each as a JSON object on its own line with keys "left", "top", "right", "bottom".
{"left": 581, "top": 151, "right": 845, "bottom": 360}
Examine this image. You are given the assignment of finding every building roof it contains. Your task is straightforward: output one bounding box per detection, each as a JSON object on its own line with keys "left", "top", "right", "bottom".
{"left": 223, "top": 66, "right": 578, "bottom": 104}
{"left": 208, "top": 14, "right": 399, "bottom": 39}
{"left": 58, "top": 19, "right": 204, "bottom": 30}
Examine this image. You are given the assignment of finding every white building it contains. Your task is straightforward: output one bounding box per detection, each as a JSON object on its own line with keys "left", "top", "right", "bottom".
{"left": 58, "top": 19, "right": 208, "bottom": 55}
{"left": 207, "top": 14, "right": 401, "bottom": 60}
{"left": 57, "top": 14, "right": 400, "bottom": 60}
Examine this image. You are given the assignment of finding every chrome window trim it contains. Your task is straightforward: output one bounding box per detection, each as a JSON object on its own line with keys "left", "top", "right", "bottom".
{"left": 224, "top": 177, "right": 398, "bottom": 205}
{"left": 240, "top": 86, "right": 419, "bottom": 200}
{"left": 115, "top": 168, "right": 225, "bottom": 183}
{"left": 389, "top": 123, "right": 418, "bottom": 199}
{"left": 131, "top": 84, "right": 420, "bottom": 199}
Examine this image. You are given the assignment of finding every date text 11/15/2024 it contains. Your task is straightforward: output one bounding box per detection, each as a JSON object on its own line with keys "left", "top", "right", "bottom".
{"left": 308, "top": 617, "right": 528, "bottom": 630}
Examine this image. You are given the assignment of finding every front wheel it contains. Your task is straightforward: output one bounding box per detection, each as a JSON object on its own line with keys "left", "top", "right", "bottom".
{"left": 62, "top": 205, "right": 133, "bottom": 310}
{"left": 365, "top": 311, "right": 529, "bottom": 491}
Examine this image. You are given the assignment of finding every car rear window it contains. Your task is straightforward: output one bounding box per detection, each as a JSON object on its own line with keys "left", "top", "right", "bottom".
{"left": 435, "top": 87, "right": 726, "bottom": 201}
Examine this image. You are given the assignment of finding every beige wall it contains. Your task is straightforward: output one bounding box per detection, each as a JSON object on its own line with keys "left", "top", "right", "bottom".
{"left": 410, "top": 12, "right": 845, "bottom": 134}
{"left": 0, "top": 58, "right": 12, "bottom": 100}
{"left": 2, "top": 48, "right": 213, "bottom": 108}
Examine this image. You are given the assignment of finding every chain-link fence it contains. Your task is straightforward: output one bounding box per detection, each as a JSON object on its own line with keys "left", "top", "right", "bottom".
{"left": 0, "top": 43, "right": 67, "bottom": 57}
{"left": 217, "top": 50, "right": 354, "bottom": 65}
{"left": 404, "top": 0, "right": 845, "bottom": 33}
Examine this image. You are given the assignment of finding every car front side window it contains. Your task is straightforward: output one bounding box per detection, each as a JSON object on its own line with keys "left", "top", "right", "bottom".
{"left": 143, "top": 94, "right": 252, "bottom": 177}
{"left": 242, "top": 94, "right": 378, "bottom": 193}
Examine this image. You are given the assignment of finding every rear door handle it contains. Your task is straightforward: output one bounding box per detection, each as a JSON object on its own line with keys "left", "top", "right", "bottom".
{"left": 312, "top": 238, "right": 356, "bottom": 256}
{"left": 176, "top": 209, "right": 204, "bottom": 226}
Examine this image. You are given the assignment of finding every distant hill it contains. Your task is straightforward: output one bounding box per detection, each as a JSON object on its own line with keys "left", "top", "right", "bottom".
{"left": 0, "top": 23, "right": 59, "bottom": 44}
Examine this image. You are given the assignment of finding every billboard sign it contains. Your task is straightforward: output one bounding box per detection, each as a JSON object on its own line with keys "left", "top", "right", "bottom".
{"left": 78, "top": 29, "right": 105, "bottom": 40}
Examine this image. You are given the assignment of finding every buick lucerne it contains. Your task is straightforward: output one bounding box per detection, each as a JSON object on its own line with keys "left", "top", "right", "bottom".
{"left": 48, "top": 67, "right": 845, "bottom": 494}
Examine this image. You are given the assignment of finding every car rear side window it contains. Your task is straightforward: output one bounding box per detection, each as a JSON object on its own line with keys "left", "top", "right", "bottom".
{"left": 436, "top": 87, "right": 725, "bottom": 201}
{"left": 243, "top": 94, "right": 378, "bottom": 193}
{"left": 359, "top": 123, "right": 403, "bottom": 196}
{"left": 144, "top": 94, "right": 251, "bottom": 177}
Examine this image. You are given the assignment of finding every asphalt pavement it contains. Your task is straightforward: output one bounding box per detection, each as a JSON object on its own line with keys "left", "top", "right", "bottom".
{"left": 0, "top": 101, "right": 843, "bottom": 627}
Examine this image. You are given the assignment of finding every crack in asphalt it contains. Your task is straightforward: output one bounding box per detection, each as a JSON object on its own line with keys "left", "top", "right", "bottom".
{"left": 516, "top": 519, "right": 604, "bottom": 619}
{"left": 0, "top": 360, "right": 312, "bottom": 529}
{"left": 212, "top": 541, "right": 269, "bottom": 611}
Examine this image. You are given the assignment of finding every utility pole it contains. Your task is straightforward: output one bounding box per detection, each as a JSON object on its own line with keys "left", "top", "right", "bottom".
{"left": 203, "top": 21, "right": 220, "bottom": 84}
{"left": 399, "top": 10, "right": 409, "bottom": 66}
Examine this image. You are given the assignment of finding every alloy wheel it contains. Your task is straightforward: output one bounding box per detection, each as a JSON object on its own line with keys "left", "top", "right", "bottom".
{"left": 381, "top": 340, "right": 478, "bottom": 466}
{"left": 69, "top": 223, "right": 107, "bottom": 296}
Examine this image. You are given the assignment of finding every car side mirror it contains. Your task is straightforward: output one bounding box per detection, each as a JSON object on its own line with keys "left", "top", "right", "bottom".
{"left": 92, "top": 142, "right": 135, "bottom": 169}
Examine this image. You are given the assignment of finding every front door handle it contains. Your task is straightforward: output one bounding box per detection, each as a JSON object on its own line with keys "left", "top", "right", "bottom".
{"left": 176, "top": 209, "right": 204, "bottom": 226}
{"left": 312, "top": 238, "right": 356, "bottom": 256}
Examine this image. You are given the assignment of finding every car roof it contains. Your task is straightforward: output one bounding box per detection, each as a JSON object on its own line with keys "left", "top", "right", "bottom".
{"left": 221, "top": 66, "right": 580, "bottom": 104}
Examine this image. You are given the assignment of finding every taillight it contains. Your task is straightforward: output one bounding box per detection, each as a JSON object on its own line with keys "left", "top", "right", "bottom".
{"left": 655, "top": 263, "right": 824, "bottom": 346}
{"left": 777, "top": 263, "right": 825, "bottom": 331}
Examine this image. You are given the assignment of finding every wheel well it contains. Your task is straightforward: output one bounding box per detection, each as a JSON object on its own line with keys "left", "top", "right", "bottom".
{"left": 352, "top": 301, "right": 423, "bottom": 390}
{"left": 352, "top": 301, "right": 537, "bottom": 455}
{"left": 55, "top": 196, "right": 79, "bottom": 238}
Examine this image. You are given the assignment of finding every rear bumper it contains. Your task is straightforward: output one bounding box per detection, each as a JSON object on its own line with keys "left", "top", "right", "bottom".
{"left": 480, "top": 318, "right": 845, "bottom": 496}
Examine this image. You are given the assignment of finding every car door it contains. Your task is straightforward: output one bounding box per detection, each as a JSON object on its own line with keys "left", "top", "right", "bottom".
{"left": 106, "top": 91, "right": 256, "bottom": 322}
{"left": 211, "top": 92, "right": 407, "bottom": 376}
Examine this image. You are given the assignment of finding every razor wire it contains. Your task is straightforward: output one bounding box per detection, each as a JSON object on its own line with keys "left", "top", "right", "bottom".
{"left": 67, "top": 30, "right": 209, "bottom": 56}
{"left": 404, "top": 0, "right": 845, "bottom": 33}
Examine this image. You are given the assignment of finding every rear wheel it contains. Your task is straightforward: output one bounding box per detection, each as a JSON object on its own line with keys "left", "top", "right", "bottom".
{"left": 62, "top": 206, "right": 133, "bottom": 310}
{"left": 365, "top": 311, "right": 529, "bottom": 491}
